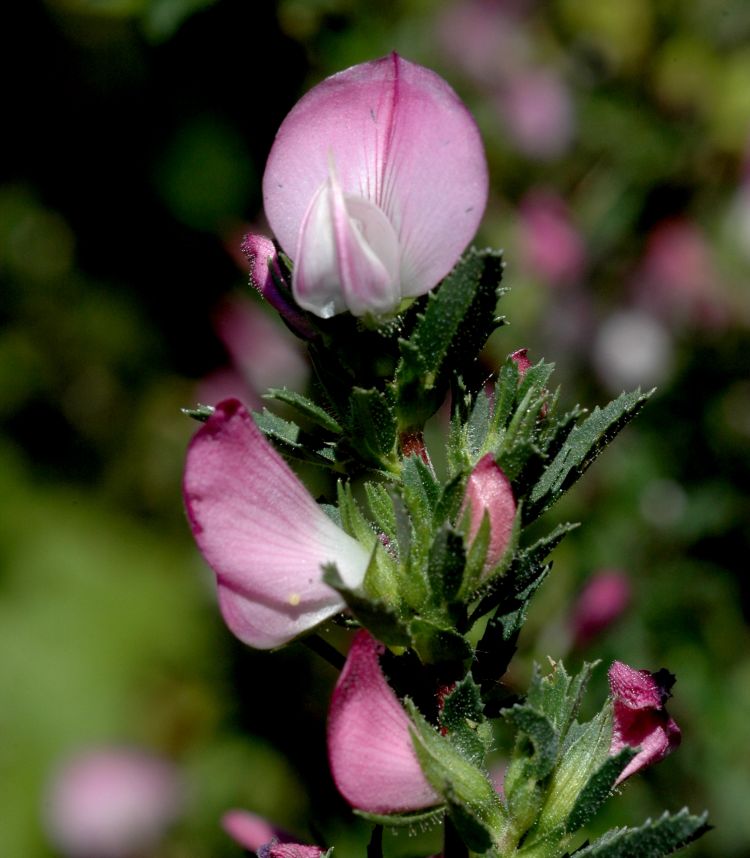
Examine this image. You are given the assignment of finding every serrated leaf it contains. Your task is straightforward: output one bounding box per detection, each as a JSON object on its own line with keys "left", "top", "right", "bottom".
{"left": 395, "top": 248, "right": 504, "bottom": 428}
{"left": 440, "top": 674, "right": 490, "bottom": 766}
{"left": 427, "top": 525, "right": 466, "bottom": 606}
{"left": 409, "top": 618, "right": 473, "bottom": 665}
{"left": 432, "top": 472, "right": 467, "bottom": 528}
{"left": 182, "top": 403, "right": 215, "bottom": 422}
{"left": 265, "top": 387, "right": 342, "bottom": 433}
{"left": 529, "top": 389, "right": 652, "bottom": 517}
{"left": 408, "top": 700, "right": 506, "bottom": 852}
{"left": 569, "top": 809, "right": 710, "bottom": 857}
{"left": 364, "top": 482, "right": 397, "bottom": 544}
{"left": 252, "top": 408, "right": 336, "bottom": 464}
{"left": 349, "top": 387, "right": 397, "bottom": 465}
{"left": 505, "top": 705, "right": 559, "bottom": 780}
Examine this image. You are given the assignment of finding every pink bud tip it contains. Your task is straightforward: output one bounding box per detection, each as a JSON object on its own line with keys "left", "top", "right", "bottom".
{"left": 463, "top": 454, "right": 516, "bottom": 576}
{"left": 510, "top": 348, "right": 532, "bottom": 377}
{"left": 240, "top": 233, "right": 315, "bottom": 338}
{"left": 327, "top": 631, "right": 440, "bottom": 814}
{"left": 608, "top": 661, "right": 682, "bottom": 785}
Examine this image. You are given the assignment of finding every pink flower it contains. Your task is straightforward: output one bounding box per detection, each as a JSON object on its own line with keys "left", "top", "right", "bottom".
{"left": 608, "top": 661, "right": 682, "bottom": 785}
{"left": 261, "top": 53, "right": 488, "bottom": 318}
{"left": 43, "top": 748, "right": 183, "bottom": 858}
{"left": 500, "top": 69, "right": 574, "bottom": 160}
{"left": 183, "top": 399, "right": 370, "bottom": 649}
{"left": 570, "top": 570, "right": 631, "bottom": 648}
{"left": 463, "top": 454, "right": 516, "bottom": 575}
{"left": 196, "top": 295, "right": 309, "bottom": 410}
{"left": 222, "top": 810, "right": 324, "bottom": 858}
{"left": 327, "top": 631, "right": 440, "bottom": 813}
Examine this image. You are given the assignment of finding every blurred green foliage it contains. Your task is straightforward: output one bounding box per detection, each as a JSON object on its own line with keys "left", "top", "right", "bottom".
{"left": 3, "top": 0, "right": 749, "bottom": 856}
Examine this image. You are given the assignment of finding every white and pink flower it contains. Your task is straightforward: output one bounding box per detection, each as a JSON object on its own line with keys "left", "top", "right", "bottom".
{"left": 259, "top": 53, "right": 488, "bottom": 318}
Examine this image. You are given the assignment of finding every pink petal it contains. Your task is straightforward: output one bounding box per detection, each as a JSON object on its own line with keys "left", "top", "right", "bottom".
{"left": 608, "top": 661, "right": 665, "bottom": 710}
{"left": 327, "top": 631, "right": 440, "bottom": 813}
{"left": 263, "top": 53, "right": 487, "bottom": 310}
{"left": 510, "top": 348, "right": 532, "bottom": 376}
{"left": 463, "top": 454, "right": 516, "bottom": 575}
{"left": 293, "top": 162, "right": 400, "bottom": 317}
{"left": 184, "top": 399, "right": 370, "bottom": 649}
{"left": 262, "top": 844, "right": 326, "bottom": 858}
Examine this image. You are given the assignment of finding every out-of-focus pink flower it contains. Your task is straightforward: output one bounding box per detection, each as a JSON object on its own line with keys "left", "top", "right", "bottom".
{"left": 261, "top": 53, "right": 488, "bottom": 318}
{"left": 500, "top": 70, "right": 574, "bottom": 160}
{"left": 608, "top": 661, "right": 682, "bottom": 785}
{"left": 570, "top": 570, "right": 631, "bottom": 648}
{"left": 632, "top": 218, "right": 727, "bottom": 328}
{"left": 197, "top": 295, "right": 309, "bottom": 409}
{"left": 436, "top": 0, "right": 531, "bottom": 85}
{"left": 327, "top": 631, "right": 440, "bottom": 813}
{"left": 518, "top": 190, "right": 586, "bottom": 285}
{"left": 240, "top": 234, "right": 316, "bottom": 338}
{"left": 462, "top": 454, "right": 516, "bottom": 576}
{"left": 222, "top": 810, "right": 324, "bottom": 858}
{"left": 183, "top": 399, "right": 369, "bottom": 649}
{"left": 43, "top": 748, "right": 183, "bottom": 858}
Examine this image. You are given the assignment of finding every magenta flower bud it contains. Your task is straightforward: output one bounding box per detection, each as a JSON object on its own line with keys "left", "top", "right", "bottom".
{"left": 183, "top": 399, "right": 369, "bottom": 649}
{"left": 571, "top": 570, "right": 631, "bottom": 648}
{"left": 608, "top": 661, "right": 682, "bottom": 785}
{"left": 510, "top": 347, "right": 532, "bottom": 377}
{"left": 327, "top": 631, "right": 440, "bottom": 814}
{"left": 240, "top": 233, "right": 316, "bottom": 338}
{"left": 222, "top": 810, "right": 324, "bottom": 858}
{"left": 43, "top": 748, "right": 183, "bottom": 858}
{"left": 463, "top": 454, "right": 516, "bottom": 576}
{"left": 262, "top": 53, "right": 488, "bottom": 318}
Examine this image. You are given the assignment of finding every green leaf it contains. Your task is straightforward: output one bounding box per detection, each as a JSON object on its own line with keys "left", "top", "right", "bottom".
{"left": 265, "top": 387, "right": 342, "bottom": 433}
{"left": 349, "top": 387, "right": 397, "bottom": 465}
{"left": 409, "top": 618, "right": 473, "bottom": 665}
{"left": 395, "top": 248, "right": 504, "bottom": 428}
{"left": 439, "top": 674, "right": 491, "bottom": 766}
{"left": 529, "top": 389, "right": 652, "bottom": 517}
{"left": 408, "top": 700, "right": 506, "bottom": 853}
{"left": 364, "top": 482, "right": 397, "bottom": 544}
{"left": 565, "top": 747, "right": 637, "bottom": 833}
{"left": 427, "top": 525, "right": 466, "bottom": 606}
{"left": 181, "top": 403, "right": 215, "bottom": 422}
{"left": 504, "top": 704, "right": 559, "bottom": 780}
{"left": 252, "top": 408, "right": 336, "bottom": 464}
{"left": 569, "top": 809, "right": 710, "bottom": 857}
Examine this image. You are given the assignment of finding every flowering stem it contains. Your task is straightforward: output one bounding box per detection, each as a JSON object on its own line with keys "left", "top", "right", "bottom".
{"left": 301, "top": 634, "right": 346, "bottom": 670}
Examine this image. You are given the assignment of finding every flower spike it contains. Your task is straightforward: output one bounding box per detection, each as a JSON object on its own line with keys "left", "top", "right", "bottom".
{"left": 183, "top": 399, "right": 369, "bottom": 649}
